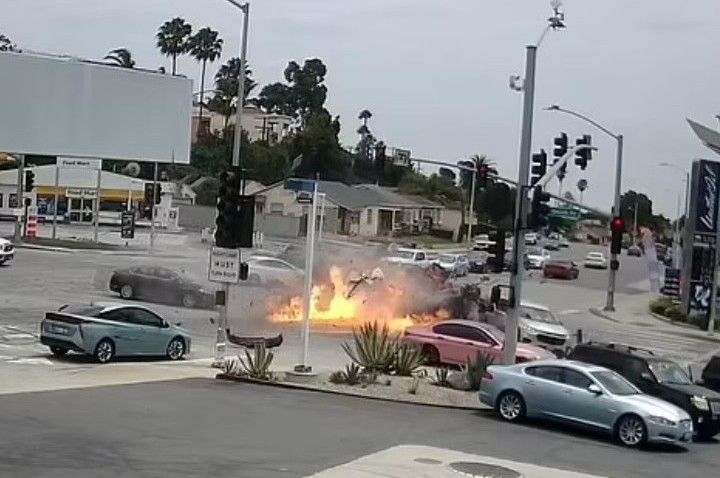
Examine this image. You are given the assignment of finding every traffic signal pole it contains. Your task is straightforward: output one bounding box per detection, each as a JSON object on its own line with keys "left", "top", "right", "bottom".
{"left": 604, "top": 134, "right": 624, "bottom": 312}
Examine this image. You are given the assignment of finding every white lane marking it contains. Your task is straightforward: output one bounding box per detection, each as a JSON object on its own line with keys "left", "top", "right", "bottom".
{"left": 8, "top": 357, "right": 54, "bottom": 366}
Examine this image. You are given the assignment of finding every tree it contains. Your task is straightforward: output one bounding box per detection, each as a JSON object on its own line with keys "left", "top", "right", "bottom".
{"left": 207, "top": 58, "right": 258, "bottom": 129}
{"left": 257, "top": 58, "right": 328, "bottom": 125}
{"left": 458, "top": 155, "right": 498, "bottom": 233}
{"left": 156, "top": 17, "right": 192, "bottom": 75}
{"left": 188, "top": 27, "right": 223, "bottom": 133}
{"left": 358, "top": 109, "right": 372, "bottom": 127}
{"left": 563, "top": 191, "right": 576, "bottom": 202}
{"left": 438, "top": 167, "right": 456, "bottom": 183}
{"left": 104, "top": 48, "right": 135, "bottom": 68}
{"left": 0, "top": 33, "right": 17, "bottom": 52}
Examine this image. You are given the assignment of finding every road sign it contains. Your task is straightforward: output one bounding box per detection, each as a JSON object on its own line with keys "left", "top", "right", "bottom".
{"left": 549, "top": 207, "right": 580, "bottom": 220}
{"left": 208, "top": 246, "right": 241, "bottom": 283}
{"left": 58, "top": 157, "right": 102, "bottom": 170}
{"left": 121, "top": 211, "right": 135, "bottom": 239}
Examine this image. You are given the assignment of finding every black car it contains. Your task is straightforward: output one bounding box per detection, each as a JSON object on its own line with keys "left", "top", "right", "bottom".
{"left": 110, "top": 266, "right": 214, "bottom": 309}
{"left": 468, "top": 256, "right": 486, "bottom": 273}
{"left": 701, "top": 354, "right": 720, "bottom": 392}
{"left": 569, "top": 342, "right": 720, "bottom": 439}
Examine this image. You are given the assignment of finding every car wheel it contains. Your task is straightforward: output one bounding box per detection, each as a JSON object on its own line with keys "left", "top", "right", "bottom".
{"left": 166, "top": 337, "right": 186, "bottom": 360}
{"left": 181, "top": 293, "right": 197, "bottom": 308}
{"left": 49, "top": 346, "right": 68, "bottom": 357}
{"left": 94, "top": 339, "right": 115, "bottom": 364}
{"left": 497, "top": 391, "right": 526, "bottom": 422}
{"left": 120, "top": 284, "right": 134, "bottom": 299}
{"left": 422, "top": 345, "right": 440, "bottom": 365}
{"left": 616, "top": 414, "right": 647, "bottom": 447}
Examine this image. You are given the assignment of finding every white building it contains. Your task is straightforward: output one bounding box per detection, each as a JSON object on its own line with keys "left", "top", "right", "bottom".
{"left": 191, "top": 104, "right": 294, "bottom": 144}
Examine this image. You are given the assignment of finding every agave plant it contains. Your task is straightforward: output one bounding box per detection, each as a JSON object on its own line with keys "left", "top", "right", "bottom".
{"left": 393, "top": 343, "right": 424, "bottom": 376}
{"left": 466, "top": 351, "right": 494, "bottom": 391}
{"left": 433, "top": 367, "right": 451, "bottom": 387}
{"left": 238, "top": 343, "right": 274, "bottom": 380}
{"left": 341, "top": 321, "right": 396, "bottom": 373}
{"left": 327, "top": 363, "right": 363, "bottom": 386}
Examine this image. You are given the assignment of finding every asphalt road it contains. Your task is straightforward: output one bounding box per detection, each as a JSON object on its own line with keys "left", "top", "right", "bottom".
{"left": 0, "top": 378, "right": 716, "bottom": 478}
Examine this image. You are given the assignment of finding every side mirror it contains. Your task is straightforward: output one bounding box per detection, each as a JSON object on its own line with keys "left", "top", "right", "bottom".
{"left": 162, "top": 320, "right": 170, "bottom": 328}
{"left": 174, "top": 322, "right": 183, "bottom": 327}
{"left": 588, "top": 384, "right": 602, "bottom": 395}
{"left": 640, "top": 372, "right": 656, "bottom": 383}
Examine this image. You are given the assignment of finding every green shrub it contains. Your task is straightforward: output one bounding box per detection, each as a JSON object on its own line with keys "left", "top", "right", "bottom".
{"left": 664, "top": 305, "right": 687, "bottom": 322}
{"left": 328, "top": 370, "right": 346, "bottom": 384}
{"left": 649, "top": 297, "right": 673, "bottom": 315}
{"left": 238, "top": 343, "right": 274, "bottom": 380}
{"left": 393, "top": 343, "right": 424, "bottom": 376}
{"left": 433, "top": 367, "right": 451, "bottom": 387}
{"left": 327, "top": 363, "right": 363, "bottom": 386}
{"left": 341, "top": 321, "right": 396, "bottom": 373}
{"left": 466, "top": 351, "right": 494, "bottom": 391}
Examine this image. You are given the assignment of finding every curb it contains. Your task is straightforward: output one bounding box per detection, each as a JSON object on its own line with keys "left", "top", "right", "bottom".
{"left": 15, "top": 243, "right": 74, "bottom": 253}
{"left": 588, "top": 307, "right": 620, "bottom": 323}
{"left": 648, "top": 312, "right": 698, "bottom": 330}
{"left": 215, "top": 373, "right": 489, "bottom": 412}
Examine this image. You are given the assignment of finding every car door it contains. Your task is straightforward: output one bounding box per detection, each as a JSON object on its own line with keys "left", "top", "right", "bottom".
{"left": 522, "top": 366, "right": 565, "bottom": 417}
{"left": 97, "top": 309, "right": 146, "bottom": 356}
{"left": 557, "top": 368, "right": 613, "bottom": 430}
{"left": 124, "top": 307, "right": 168, "bottom": 355}
{"left": 133, "top": 267, "right": 159, "bottom": 299}
{"left": 431, "top": 324, "right": 477, "bottom": 365}
{"left": 153, "top": 268, "right": 180, "bottom": 303}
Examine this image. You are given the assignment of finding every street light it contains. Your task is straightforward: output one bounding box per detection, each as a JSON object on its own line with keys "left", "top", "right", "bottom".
{"left": 658, "top": 162, "right": 690, "bottom": 269}
{"left": 544, "top": 104, "right": 624, "bottom": 312}
{"left": 224, "top": 0, "right": 250, "bottom": 169}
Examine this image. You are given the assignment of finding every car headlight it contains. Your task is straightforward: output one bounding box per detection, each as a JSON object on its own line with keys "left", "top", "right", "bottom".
{"left": 648, "top": 416, "right": 677, "bottom": 426}
{"left": 691, "top": 396, "right": 710, "bottom": 411}
{"left": 519, "top": 323, "right": 539, "bottom": 335}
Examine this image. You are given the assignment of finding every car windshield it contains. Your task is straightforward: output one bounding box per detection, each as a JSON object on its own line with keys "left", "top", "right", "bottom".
{"left": 587, "top": 253, "right": 603, "bottom": 259}
{"left": 590, "top": 371, "right": 640, "bottom": 395}
{"left": 393, "top": 251, "right": 415, "bottom": 260}
{"left": 58, "top": 304, "right": 105, "bottom": 317}
{"left": 649, "top": 361, "right": 692, "bottom": 385}
{"left": 527, "top": 248, "right": 541, "bottom": 256}
{"left": 438, "top": 255, "right": 456, "bottom": 263}
{"left": 520, "top": 306, "right": 560, "bottom": 324}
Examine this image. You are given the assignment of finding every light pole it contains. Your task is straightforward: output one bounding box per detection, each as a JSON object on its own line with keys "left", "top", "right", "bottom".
{"left": 545, "top": 104, "right": 623, "bottom": 312}
{"left": 658, "top": 162, "right": 689, "bottom": 269}
{"left": 504, "top": 2, "right": 565, "bottom": 365}
{"left": 224, "top": 0, "right": 250, "bottom": 170}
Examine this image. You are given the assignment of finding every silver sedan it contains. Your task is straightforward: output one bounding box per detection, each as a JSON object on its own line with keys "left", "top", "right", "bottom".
{"left": 479, "top": 360, "right": 693, "bottom": 447}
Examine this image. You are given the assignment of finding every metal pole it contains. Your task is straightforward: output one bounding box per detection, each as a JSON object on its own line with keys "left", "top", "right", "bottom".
{"left": 231, "top": 3, "right": 249, "bottom": 168}
{"left": 93, "top": 167, "right": 101, "bottom": 243}
{"left": 14, "top": 155, "right": 24, "bottom": 243}
{"left": 604, "top": 134, "right": 623, "bottom": 312}
{"left": 214, "top": 282, "right": 229, "bottom": 366}
{"left": 127, "top": 187, "right": 132, "bottom": 211}
{"left": 318, "top": 193, "right": 325, "bottom": 243}
{"left": 150, "top": 162, "right": 158, "bottom": 251}
{"left": 633, "top": 199, "right": 638, "bottom": 238}
{"left": 467, "top": 170, "right": 476, "bottom": 245}
{"left": 505, "top": 45, "right": 537, "bottom": 366}
{"left": 298, "top": 178, "right": 319, "bottom": 371}
{"left": 673, "top": 190, "right": 681, "bottom": 268}
{"left": 52, "top": 163, "right": 60, "bottom": 239}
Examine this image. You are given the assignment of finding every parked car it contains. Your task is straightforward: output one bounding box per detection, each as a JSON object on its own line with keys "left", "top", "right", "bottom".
{"left": 382, "top": 248, "right": 433, "bottom": 269}
{"left": 480, "top": 359, "right": 693, "bottom": 447}
{"left": 524, "top": 233, "right": 539, "bottom": 245}
{"left": 627, "top": 245, "right": 642, "bottom": 257}
{"left": 403, "top": 319, "right": 553, "bottom": 366}
{"left": 0, "top": 237, "right": 14, "bottom": 265}
{"left": 517, "top": 303, "right": 570, "bottom": 355}
{"left": 542, "top": 259, "right": 579, "bottom": 280}
{"left": 543, "top": 241, "right": 560, "bottom": 251}
{"left": 701, "top": 353, "right": 720, "bottom": 392}
{"left": 558, "top": 236, "right": 570, "bottom": 248}
{"left": 468, "top": 253, "right": 487, "bottom": 273}
{"left": 110, "top": 267, "right": 214, "bottom": 308}
{"left": 40, "top": 302, "right": 192, "bottom": 363}
{"left": 569, "top": 342, "right": 720, "bottom": 440}
{"left": 584, "top": 252, "right": 608, "bottom": 269}
{"left": 525, "top": 247, "right": 551, "bottom": 269}
{"left": 434, "top": 254, "right": 470, "bottom": 276}
{"left": 245, "top": 255, "right": 304, "bottom": 287}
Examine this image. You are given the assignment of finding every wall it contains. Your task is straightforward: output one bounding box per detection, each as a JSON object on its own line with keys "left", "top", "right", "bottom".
{"left": 261, "top": 213, "right": 301, "bottom": 237}
{"left": 177, "top": 204, "right": 215, "bottom": 231}
{"left": 358, "top": 207, "right": 379, "bottom": 237}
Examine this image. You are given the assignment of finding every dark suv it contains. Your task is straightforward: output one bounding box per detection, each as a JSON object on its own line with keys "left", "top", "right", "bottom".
{"left": 701, "top": 354, "right": 720, "bottom": 392}
{"left": 569, "top": 342, "right": 720, "bottom": 439}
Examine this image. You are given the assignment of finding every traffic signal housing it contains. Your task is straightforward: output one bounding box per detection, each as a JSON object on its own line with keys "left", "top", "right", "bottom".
{"left": 144, "top": 183, "right": 162, "bottom": 205}
{"left": 610, "top": 216, "right": 625, "bottom": 255}
{"left": 530, "top": 149, "right": 547, "bottom": 186}
{"left": 215, "top": 171, "right": 240, "bottom": 249}
{"left": 478, "top": 164, "right": 490, "bottom": 188}
{"left": 529, "top": 186, "right": 551, "bottom": 230}
{"left": 553, "top": 132, "right": 568, "bottom": 158}
{"left": 574, "top": 135, "right": 592, "bottom": 170}
{"left": 488, "top": 229, "right": 506, "bottom": 273}
{"left": 24, "top": 170, "right": 35, "bottom": 192}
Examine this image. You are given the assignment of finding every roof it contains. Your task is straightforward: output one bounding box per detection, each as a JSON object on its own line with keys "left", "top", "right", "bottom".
{"left": 0, "top": 165, "right": 147, "bottom": 190}
{"left": 512, "top": 359, "right": 608, "bottom": 372}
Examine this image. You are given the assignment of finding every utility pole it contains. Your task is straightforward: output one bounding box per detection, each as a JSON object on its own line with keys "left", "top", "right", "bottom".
{"left": 14, "top": 154, "right": 24, "bottom": 243}
{"left": 604, "top": 134, "right": 624, "bottom": 311}
{"left": 468, "top": 172, "right": 476, "bottom": 245}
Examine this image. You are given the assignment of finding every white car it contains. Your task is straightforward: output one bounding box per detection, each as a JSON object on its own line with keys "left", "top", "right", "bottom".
{"left": 434, "top": 254, "right": 470, "bottom": 276}
{"left": 245, "top": 256, "right": 303, "bottom": 287}
{"left": 524, "top": 247, "right": 551, "bottom": 269}
{"left": 0, "top": 238, "right": 14, "bottom": 266}
{"left": 517, "top": 302, "right": 569, "bottom": 355}
{"left": 524, "top": 233, "right": 539, "bottom": 245}
{"left": 584, "top": 252, "right": 608, "bottom": 269}
{"left": 382, "top": 248, "right": 433, "bottom": 269}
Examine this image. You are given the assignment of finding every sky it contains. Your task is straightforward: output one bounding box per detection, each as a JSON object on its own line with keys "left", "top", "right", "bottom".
{"left": 3, "top": 0, "right": 720, "bottom": 217}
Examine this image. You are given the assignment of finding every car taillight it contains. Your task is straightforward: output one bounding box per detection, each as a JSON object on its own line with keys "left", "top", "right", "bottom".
{"left": 482, "top": 371, "right": 494, "bottom": 380}
{"left": 515, "top": 356, "right": 528, "bottom": 363}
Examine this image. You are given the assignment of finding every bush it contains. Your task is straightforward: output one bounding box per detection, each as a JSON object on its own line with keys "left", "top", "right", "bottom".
{"left": 393, "top": 343, "right": 424, "bottom": 376}
{"left": 328, "top": 363, "right": 363, "bottom": 386}
{"left": 342, "top": 321, "right": 397, "bottom": 374}
{"left": 649, "top": 297, "right": 673, "bottom": 315}
{"left": 238, "top": 343, "right": 274, "bottom": 380}
{"left": 433, "top": 367, "right": 451, "bottom": 387}
{"left": 664, "top": 305, "right": 687, "bottom": 322}
{"left": 466, "top": 351, "right": 494, "bottom": 391}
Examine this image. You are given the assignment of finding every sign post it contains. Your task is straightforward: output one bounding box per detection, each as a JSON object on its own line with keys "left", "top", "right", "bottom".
{"left": 208, "top": 246, "right": 241, "bottom": 366}
{"left": 121, "top": 210, "right": 135, "bottom": 240}
{"left": 55, "top": 158, "right": 103, "bottom": 241}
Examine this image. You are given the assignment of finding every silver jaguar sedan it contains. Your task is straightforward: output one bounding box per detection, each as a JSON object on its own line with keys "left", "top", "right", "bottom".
{"left": 480, "top": 359, "right": 693, "bottom": 447}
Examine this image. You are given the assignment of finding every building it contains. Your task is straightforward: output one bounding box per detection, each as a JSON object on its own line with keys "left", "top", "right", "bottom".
{"left": 191, "top": 104, "right": 294, "bottom": 144}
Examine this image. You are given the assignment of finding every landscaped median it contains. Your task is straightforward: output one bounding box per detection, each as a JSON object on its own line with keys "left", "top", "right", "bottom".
{"left": 648, "top": 296, "right": 720, "bottom": 331}
{"left": 215, "top": 321, "right": 492, "bottom": 410}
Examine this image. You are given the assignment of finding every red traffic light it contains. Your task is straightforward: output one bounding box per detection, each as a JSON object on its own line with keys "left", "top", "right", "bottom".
{"left": 611, "top": 216, "right": 625, "bottom": 232}
{"left": 478, "top": 165, "right": 489, "bottom": 178}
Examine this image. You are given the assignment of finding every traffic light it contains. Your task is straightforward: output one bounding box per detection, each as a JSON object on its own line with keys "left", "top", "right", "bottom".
{"left": 144, "top": 183, "right": 162, "bottom": 205}
{"left": 529, "top": 186, "right": 551, "bottom": 230}
{"left": 478, "top": 164, "right": 490, "bottom": 188}
{"left": 530, "top": 149, "right": 547, "bottom": 186}
{"left": 215, "top": 171, "right": 240, "bottom": 248}
{"left": 24, "top": 170, "right": 35, "bottom": 192}
{"left": 488, "top": 229, "right": 506, "bottom": 273}
{"left": 610, "top": 216, "right": 625, "bottom": 255}
{"left": 574, "top": 135, "right": 592, "bottom": 170}
{"left": 553, "top": 132, "right": 568, "bottom": 158}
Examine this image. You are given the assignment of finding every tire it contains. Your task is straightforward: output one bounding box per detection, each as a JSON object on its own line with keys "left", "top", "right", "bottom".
{"left": 120, "top": 284, "right": 134, "bottom": 299}
{"left": 615, "top": 414, "right": 647, "bottom": 447}
{"left": 94, "top": 339, "right": 115, "bottom": 363}
{"left": 50, "top": 346, "right": 68, "bottom": 357}
{"left": 497, "top": 391, "right": 526, "bottom": 422}
{"left": 166, "top": 337, "right": 186, "bottom": 361}
{"left": 181, "top": 293, "right": 197, "bottom": 308}
{"left": 422, "top": 345, "right": 440, "bottom": 365}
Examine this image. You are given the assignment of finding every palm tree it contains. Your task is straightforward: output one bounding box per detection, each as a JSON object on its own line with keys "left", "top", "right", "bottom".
{"left": 577, "top": 179, "right": 588, "bottom": 203}
{"left": 156, "top": 17, "right": 192, "bottom": 75}
{"left": 358, "top": 109, "right": 372, "bottom": 127}
{"left": 207, "top": 58, "right": 257, "bottom": 129}
{"left": 188, "top": 27, "right": 223, "bottom": 133}
{"left": 104, "top": 48, "right": 135, "bottom": 68}
{"left": 0, "top": 33, "right": 16, "bottom": 52}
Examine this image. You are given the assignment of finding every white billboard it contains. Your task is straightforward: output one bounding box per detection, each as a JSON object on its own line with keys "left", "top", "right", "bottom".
{"left": 0, "top": 51, "right": 192, "bottom": 164}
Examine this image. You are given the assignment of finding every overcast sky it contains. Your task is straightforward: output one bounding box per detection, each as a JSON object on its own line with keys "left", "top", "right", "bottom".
{"left": 3, "top": 0, "right": 720, "bottom": 216}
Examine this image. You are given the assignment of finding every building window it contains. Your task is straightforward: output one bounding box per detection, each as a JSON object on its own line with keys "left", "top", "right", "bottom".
{"left": 367, "top": 209, "right": 373, "bottom": 224}
{"left": 270, "top": 202, "right": 284, "bottom": 214}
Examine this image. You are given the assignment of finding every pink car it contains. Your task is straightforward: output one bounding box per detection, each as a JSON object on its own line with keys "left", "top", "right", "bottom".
{"left": 403, "top": 319, "right": 554, "bottom": 365}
